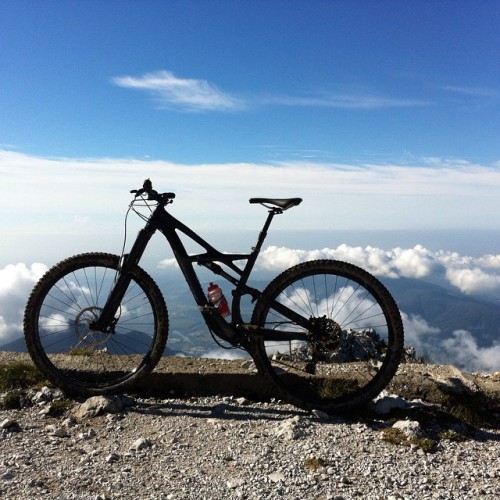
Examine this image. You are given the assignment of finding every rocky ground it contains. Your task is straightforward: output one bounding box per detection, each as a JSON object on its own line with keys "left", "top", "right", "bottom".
{"left": 0, "top": 354, "right": 499, "bottom": 499}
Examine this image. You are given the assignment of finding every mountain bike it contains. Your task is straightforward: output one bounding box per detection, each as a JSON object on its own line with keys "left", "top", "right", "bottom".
{"left": 24, "top": 179, "right": 404, "bottom": 413}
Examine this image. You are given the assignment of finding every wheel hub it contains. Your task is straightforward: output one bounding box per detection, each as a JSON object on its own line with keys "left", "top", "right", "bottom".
{"left": 75, "top": 307, "right": 113, "bottom": 348}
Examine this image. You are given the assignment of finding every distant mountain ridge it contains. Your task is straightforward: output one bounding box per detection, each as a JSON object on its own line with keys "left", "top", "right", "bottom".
{"left": 2, "top": 275, "right": 499, "bottom": 372}
{"left": 383, "top": 276, "right": 500, "bottom": 348}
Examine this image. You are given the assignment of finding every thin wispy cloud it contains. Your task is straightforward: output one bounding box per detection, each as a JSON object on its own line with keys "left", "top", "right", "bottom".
{"left": 444, "top": 85, "right": 498, "bottom": 98}
{"left": 260, "top": 93, "right": 431, "bottom": 109}
{"left": 112, "top": 70, "right": 431, "bottom": 112}
{"left": 113, "top": 70, "right": 500, "bottom": 115}
{"left": 112, "top": 70, "right": 244, "bottom": 112}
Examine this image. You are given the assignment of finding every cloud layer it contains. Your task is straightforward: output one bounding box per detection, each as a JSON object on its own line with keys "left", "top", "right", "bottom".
{"left": 401, "top": 314, "right": 500, "bottom": 373}
{"left": 159, "top": 242, "right": 500, "bottom": 372}
{"left": 2, "top": 242, "right": 500, "bottom": 372}
{"left": 254, "top": 244, "right": 500, "bottom": 296}
{"left": 1, "top": 150, "right": 499, "bottom": 372}
{"left": 0, "top": 263, "right": 47, "bottom": 344}
{"left": 2, "top": 150, "right": 500, "bottom": 236}
{"left": 248, "top": 244, "right": 500, "bottom": 371}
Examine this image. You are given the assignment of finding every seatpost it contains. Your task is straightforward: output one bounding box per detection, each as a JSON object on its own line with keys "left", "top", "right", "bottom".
{"left": 253, "top": 208, "right": 280, "bottom": 253}
{"left": 235, "top": 207, "right": 280, "bottom": 293}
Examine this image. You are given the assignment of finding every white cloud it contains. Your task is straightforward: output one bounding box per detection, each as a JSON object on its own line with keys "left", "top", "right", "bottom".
{"left": 391, "top": 245, "right": 440, "bottom": 279}
{"left": 445, "top": 267, "right": 500, "bottom": 295}
{"left": 2, "top": 150, "right": 499, "bottom": 236}
{"left": 201, "top": 349, "right": 247, "bottom": 360}
{"left": 0, "top": 263, "right": 47, "bottom": 344}
{"left": 400, "top": 313, "right": 500, "bottom": 372}
{"left": 440, "top": 330, "right": 500, "bottom": 372}
{"left": 477, "top": 254, "right": 500, "bottom": 269}
{"left": 2, "top": 149, "right": 500, "bottom": 283}
{"left": 257, "top": 246, "right": 311, "bottom": 271}
{"left": 401, "top": 312, "right": 441, "bottom": 355}
{"left": 160, "top": 242, "right": 500, "bottom": 298}
{"left": 158, "top": 258, "right": 178, "bottom": 269}
{"left": 112, "top": 70, "right": 244, "bottom": 112}
{"left": 255, "top": 244, "right": 500, "bottom": 297}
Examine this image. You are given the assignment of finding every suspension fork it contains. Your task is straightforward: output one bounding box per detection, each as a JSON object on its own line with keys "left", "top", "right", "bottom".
{"left": 90, "top": 226, "right": 154, "bottom": 332}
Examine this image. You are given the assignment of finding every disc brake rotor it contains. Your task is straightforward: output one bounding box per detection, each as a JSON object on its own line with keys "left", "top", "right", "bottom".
{"left": 74, "top": 306, "right": 113, "bottom": 348}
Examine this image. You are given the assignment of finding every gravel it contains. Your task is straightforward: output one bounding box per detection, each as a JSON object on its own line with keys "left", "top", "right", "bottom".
{"left": 1, "top": 391, "right": 499, "bottom": 499}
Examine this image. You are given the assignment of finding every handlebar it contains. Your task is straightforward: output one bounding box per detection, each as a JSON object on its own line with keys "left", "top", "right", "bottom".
{"left": 131, "top": 179, "right": 175, "bottom": 206}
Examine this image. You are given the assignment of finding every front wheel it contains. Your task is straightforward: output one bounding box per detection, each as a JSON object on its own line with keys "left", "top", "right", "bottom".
{"left": 250, "top": 260, "right": 404, "bottom": 413}
{"left": 24, "top": 253, "right": 168, "bottom": 395}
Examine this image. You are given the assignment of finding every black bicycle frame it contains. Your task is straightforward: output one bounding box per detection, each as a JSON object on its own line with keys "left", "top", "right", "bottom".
{"left": 92, "top": 202, "right": 310, "bottom": 346}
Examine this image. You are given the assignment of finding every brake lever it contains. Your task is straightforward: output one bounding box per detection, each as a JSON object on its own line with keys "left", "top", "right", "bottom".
{"left": 130, "top": 179, "right": 153, "bottom": 197}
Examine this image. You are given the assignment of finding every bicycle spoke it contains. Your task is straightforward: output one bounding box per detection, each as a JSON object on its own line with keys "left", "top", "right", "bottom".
{"left": 24, "top": 253, "right": 168, "bottom": 394}
{"left": 251, "top": 260, "right": 403, "bottom": 412}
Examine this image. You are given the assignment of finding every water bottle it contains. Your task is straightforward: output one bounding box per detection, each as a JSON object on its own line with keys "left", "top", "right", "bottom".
{"left": 207, "top": 282, "right": 231, "bottom": 317}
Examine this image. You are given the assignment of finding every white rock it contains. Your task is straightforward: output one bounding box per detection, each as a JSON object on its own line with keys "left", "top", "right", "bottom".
{"left": 268, "top": 471, "right": 286, "bottom": 483}
{"left": 392, "top": 420, "right": 422, "bottom": 439}
{"left": 0, "top": 419, "right": 21, "bottom": 432}
{"left": 73, "top": 395, "right": 124, "bottom": 420}
{"left": 129, "top": 437, "right": 152, "bottom": 451}
{"left": 372, "top": 393, "right": 409, "bottom": 414}
{"left": 106, "top": 453, "right": 120, "bottom": 463}
{"left": 46, "top": 424, "right": 69, "bottom": 437}
{"left": 227, "top": 477, "right": 245, "bottom": 488}
{"left": 435, "top": 373, "right": 478, "bottom": 395}
{"left": 275, "top": 416, "right": 306, "bottom": 440}
{"left": 311, "top": 409, "right": 330, "bottom": 420}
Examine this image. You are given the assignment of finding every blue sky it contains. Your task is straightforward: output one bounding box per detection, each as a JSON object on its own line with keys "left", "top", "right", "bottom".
{"left": 0, "top": 1, "right": 499, "bottom": 255}
{"left": 1, "top": 1, "right": 498, "bottom": 163}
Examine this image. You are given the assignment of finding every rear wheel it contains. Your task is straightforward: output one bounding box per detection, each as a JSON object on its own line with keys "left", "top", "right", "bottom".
{"left": 250, "top": 260, "right": 404, "bottom": 413}
{"left": 24, "top": 253, "right": 168, "bottom": 395}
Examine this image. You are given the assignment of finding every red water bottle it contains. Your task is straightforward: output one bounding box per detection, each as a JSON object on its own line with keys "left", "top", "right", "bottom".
{"left": 207, "top": 282, "right": 231, "bottom": 317}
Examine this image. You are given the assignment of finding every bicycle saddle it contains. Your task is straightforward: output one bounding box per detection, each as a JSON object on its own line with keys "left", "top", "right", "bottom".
{"left": 249, "top": 197, "right": 302, "bottom": 210}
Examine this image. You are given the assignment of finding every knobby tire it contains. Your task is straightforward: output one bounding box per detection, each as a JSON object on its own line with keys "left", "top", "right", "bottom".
{"left": 24, "top": 253, "right": 168, "bottom": 395}
{"left": 250, "top": 260, "right": 404, "bottom": 413}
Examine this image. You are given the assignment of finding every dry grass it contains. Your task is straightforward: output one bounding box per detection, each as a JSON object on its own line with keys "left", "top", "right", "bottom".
{"left": 0, "top": 361, "right": 45, "bottom": 391}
